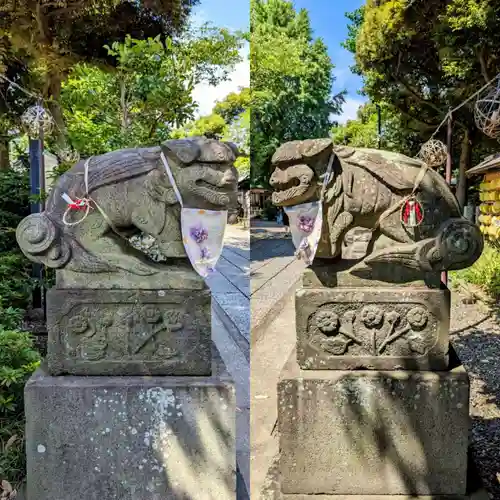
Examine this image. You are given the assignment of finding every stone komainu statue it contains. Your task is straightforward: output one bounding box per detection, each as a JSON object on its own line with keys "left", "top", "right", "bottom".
{"left": 270, "top": 138, "right": 483, "bottom": 273}
{"left": 16, "top": 137, "right": 239, "bottom": 276}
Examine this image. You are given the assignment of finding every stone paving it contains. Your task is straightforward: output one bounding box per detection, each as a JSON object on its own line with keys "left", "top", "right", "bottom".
{"left": 206, "top": 223, "right": 250, "bottom": 498}
{"left": 250, "top": 220, "right": 306, "bottom": 345}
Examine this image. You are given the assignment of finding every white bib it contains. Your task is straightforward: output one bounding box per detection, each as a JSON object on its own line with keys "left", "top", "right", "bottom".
{"left": 161, "top": 153, "right": 227, "bottom": 278}
{"left": 284, "top": 153, "right": 334, "bottom": 266}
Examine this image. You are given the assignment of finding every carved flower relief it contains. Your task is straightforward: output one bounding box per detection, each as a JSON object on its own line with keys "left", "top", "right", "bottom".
{"left": 315, "top": 310, "right": 339, "bottom": 335}
{"left": 406, "top": 307, "right": 428, "bottom": 329}
{"left": 407, "top": 334, "right": 427, "bottom": 354}
{"left": 96, "top": 315, "right": 113, "bottom": 329}
{"left": 385, "top": 310, "right": 400, "bottom": 326}
{"left": 361, "top": 305, "right": 384, "bottom": 328}
{"left": 67, "top": 314, "right": 89, "bottom": 334}
{"left": 143, "top": 306, "right": 162, "bottom": 324}
{"left": 81, "top": 341, "right": 107, "bottom": 361}
{"left": 320, "top": 337, "right": 350, "bottom": 355}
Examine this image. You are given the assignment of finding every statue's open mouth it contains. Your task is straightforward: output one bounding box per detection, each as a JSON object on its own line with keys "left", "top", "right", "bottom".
{"left": 271, "top": 178, "right": 315, "bottom": 206}
{"left": 196, "top": 179, "right": 236, "bottom": 193}
{"left": 191, "top": 178, "right": 238, "bottom": 208}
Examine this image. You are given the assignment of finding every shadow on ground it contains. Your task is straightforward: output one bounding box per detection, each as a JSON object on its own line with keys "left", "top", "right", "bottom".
{"left": 451, "top": 321, "right": 500, "bottom": 499}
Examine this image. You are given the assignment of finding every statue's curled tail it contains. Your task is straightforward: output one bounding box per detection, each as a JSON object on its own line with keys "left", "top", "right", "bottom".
{"left": 16, "top": 213, "right": 71, "bottom": 268}
{"left": 364, "top": 218, "right": 484, "bottom": 273}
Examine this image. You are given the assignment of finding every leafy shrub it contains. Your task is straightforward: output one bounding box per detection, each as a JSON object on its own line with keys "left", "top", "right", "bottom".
{"left": 0, "top": 329, "right": 40, "bottom": 486}
{"left": 0, "top": 168, "right": 30, "bottom": 253}
{"left": 450, "top": 244, "right": 500, "bottom": 299}
{"left": 0, "top": 252, "right": 35, "bottom": 311}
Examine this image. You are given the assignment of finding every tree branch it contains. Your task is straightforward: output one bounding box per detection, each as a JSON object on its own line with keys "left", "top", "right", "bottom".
{"left": 478, "top": 47, "right": 490, "bottom": 84}
{"left": 391, "top": 74, "right": 445, "bottom": 116}
{"left": 35, "top": 2, "right": 50, "bottom": 44}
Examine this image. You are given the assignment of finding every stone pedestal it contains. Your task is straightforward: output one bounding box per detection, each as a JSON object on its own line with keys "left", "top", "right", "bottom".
{"left": 25, "top": 349, "right": 236, "bottom": 500}
{"left": 263, "top": 269, "right": 476, "bottom": 499}
{"left": 277, "top": 351, "right": 469, "bottom": 496}
{"left": 46, "top": 288, "right": 212, "bottom": 376}
{"left": 260, "top": 349, "right": 483, "bottom": 499}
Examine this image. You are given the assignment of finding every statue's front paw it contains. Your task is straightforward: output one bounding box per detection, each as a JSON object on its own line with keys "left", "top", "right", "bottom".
{"left": 159, "top": 241, "right": 186, "bottom": 258}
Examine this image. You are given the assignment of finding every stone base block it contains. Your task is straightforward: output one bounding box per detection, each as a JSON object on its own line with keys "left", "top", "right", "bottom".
{"left": 261, "top": 453, "right": 489, "bottom": 500}
{"left": 295, "top": 285, "right": 450, "bottom": 370}
{"left": 276, "top": 350, "right": 469, "bottom": 496}
{"left": 46, "top": 287, "right": 212, "bottom": 376}
{"left": 25, "top": 352, "right": 235, "bottom": 500}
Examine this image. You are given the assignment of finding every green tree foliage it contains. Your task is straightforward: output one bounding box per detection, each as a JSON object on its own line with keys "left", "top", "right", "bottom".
{"left": 0, "top": 0, "right": 200, "bottom": 146}
{"left": 349, "top": 0, "right": 500, "bottom": 208}
{"left": 332, "top": 102, "right": 422, "bottom": 155}
{"left": 226, "top": 108, "right": 250, "bottom": 175}
{"left": 60, "top": 30, "right": 242, "bottom": 154}
{"left": 171, "top": 113, "right": 228, "bottom": 140}
{"left": 172, "top": 87, "right": 250, "bottom": 175}
{"left": 250, "top": 0, "right": 344, "bottom": 186}
{"left": 213, "top": 87, "right": 251, "bottom": 123}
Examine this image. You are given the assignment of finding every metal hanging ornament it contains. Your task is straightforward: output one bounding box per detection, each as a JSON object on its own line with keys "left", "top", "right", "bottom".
{"left": 475, "top": 77, "right": 500, "bottom": 139}
{"left": 400, "top": 197, "right": 424, "bottom": 228}
{"left": 21, "top": 104, "right": 54, "bottom": 138}
{"left": 416, "top": 139, "right": 447, "bottom": 168}
{"left": 57, "top": 147, "right": 80, "bottom": 164}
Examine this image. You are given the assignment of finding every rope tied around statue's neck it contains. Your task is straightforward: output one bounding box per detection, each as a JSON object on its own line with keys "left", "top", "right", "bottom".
{"left": 370, "top": 162, "right": 429, "bottom": 232}
{"left": 61, "top": 157, "right": 124, "bottom": 239}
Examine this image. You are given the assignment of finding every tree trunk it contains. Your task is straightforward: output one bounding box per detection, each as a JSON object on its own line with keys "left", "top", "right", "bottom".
{"left": 120, "top": 80, "right": 128, "bottom": 133}
{"left": 0, "top": 136, "right": 9, "bottom": 170}
{"left": 456, "top": 129, "right": 472, "bottom": 211}
{"left": 46, "top": 70, "right": 67, "bottom": 149}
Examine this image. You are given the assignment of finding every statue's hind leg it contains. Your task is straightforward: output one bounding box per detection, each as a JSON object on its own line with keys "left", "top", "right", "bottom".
{"left": 328, "top": 211, "right": 354, "bottom": 257}
{"left": 378, "top": 212, "right": 415, "bottom": 245}
{"left": 76, "top": 213, "right": 158, "bottom": 276}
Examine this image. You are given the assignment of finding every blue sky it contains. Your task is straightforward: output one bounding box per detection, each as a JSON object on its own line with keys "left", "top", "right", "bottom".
{"left": 294, "top": 0, "right": 367, "bottom": 122}
{"left": 191, "top": 0, "right": 365, "bottom": 122}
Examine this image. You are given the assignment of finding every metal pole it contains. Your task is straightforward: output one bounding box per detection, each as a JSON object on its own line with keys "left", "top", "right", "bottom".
{"left": 442, "top": 111, "right": 453, "bottom": 287}
{"left": 376, "top": 104, "right": 382, "bottom": 149}
{"left": 39, "top": 125, "right": 46, "bottom": 320}
{"left": 29, "top": 138, "right": 43, "bottom": 309}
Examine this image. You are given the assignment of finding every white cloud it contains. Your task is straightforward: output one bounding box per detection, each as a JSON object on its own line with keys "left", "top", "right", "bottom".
{"left": 192, "top": 42, "right": 250, "bottom": 117}
{"left": 336, "top": 97, "right": 367, "bottom": 124}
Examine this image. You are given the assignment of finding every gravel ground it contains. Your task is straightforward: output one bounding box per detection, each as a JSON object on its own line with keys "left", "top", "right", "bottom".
{"left": 450, "top": 292, "right": 500, "bottom": 498}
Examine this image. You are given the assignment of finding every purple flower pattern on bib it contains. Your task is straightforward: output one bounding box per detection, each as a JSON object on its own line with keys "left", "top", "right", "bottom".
{"left": 297, "top": 215, "right": 315, "bottom": 234}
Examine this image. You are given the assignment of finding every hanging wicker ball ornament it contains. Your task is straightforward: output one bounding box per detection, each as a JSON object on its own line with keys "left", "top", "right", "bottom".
{"left": 475, "top": 84, "right": 500, "bottom": 138}
{"left": 57, "top": 147, "right": 80, "bottom": 164}
{"left": 417, "top": 139, "right": 447, "bottom": 167}
{"left": 21, "top": 105, "right": 54, "bottom": 138}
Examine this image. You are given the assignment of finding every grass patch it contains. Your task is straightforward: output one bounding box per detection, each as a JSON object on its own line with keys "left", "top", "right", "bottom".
{"left": 450, "top": 243, "right": 500, "bottom": 300}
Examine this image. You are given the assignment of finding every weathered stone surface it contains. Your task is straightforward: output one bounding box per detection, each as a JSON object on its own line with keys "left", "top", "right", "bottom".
{"left": 303, "top": 261, "right": 443, "bottom": 289}
{"left": 25, "top": 353, "right": 236, "bottom": 500}
{"left": 46, "top": 287, "right": 212, "bottom": 376}
{"left": 261, "top": 453, "right": 489, "bottom": 500}
{"left": 276, "top": 350, "right": 469, "bottom": 496}
{"left": 16, "top": 137, "right": 239, "bottom": 285}
{"left": 296, "top": 286, "right": 450, "bottom": 371}
{"left": 55, "top": 266, "right": 205, "bottom": 290}
{"left": 269, "top": 140, "right": 483, "bottom": 274}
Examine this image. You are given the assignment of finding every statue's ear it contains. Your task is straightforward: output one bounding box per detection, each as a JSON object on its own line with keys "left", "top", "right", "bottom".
{"left": 162, "top": 139, "right": 201, "bottom": 165}
{"left": 224, "top": 141, "right": 240, "bottom": 160}
{"left": 145, "top": 171, "right": 178, "bottom": 205}
{"left": 300, "top": 138, "right": 333, "bottom": 159}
